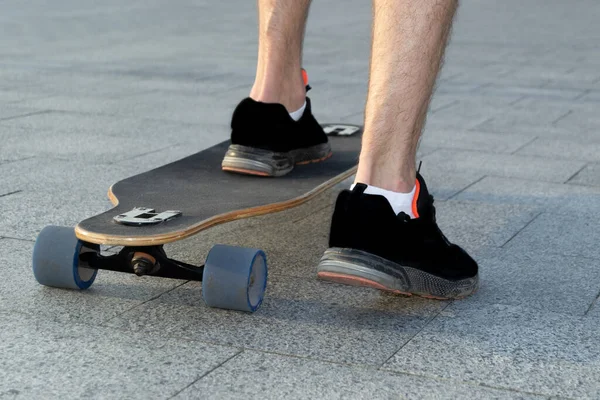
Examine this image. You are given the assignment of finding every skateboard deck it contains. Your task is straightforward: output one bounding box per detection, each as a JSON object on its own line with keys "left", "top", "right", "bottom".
{"left": 75, "top": 123, "right": 363, "bottom": 247}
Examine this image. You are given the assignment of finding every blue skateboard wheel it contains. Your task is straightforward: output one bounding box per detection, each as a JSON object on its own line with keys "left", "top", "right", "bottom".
{"left": 202, "top": 244, "right": 267, "bottom": 312}
{"left": 32, "top": 225, "right": 99, "bottom": 290}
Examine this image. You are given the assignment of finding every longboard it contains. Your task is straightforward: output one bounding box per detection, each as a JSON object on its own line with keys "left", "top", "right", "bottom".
{"left": 32, "top": 123, "right": 362, "bottom": 313}
{"left": 75, "top": 123, "right": 363, "bottom": 246}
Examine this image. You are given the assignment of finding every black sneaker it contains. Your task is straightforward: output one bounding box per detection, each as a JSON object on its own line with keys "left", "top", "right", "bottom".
{"left": 317, "top": 173, "right": 479, "bottom": 299}
{"left": 221, "top": 94, "right": 331, "bottom": 177}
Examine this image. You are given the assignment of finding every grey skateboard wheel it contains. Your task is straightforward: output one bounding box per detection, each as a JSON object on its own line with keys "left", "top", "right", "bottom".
{"left": 202, "top": 244, "right": 267, "bottom": 312}
{"left": 32, "top": 225, "right": 99, "bottom": 289}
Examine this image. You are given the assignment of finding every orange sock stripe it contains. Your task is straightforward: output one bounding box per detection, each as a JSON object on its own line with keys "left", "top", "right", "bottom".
{"left": 411, "top": 179, "right": 420, "bottom": 218}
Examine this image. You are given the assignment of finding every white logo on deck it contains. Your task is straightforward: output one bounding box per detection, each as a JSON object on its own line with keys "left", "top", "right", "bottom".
{"left": 323, "top": 125, "right": 360, "bottom": 136}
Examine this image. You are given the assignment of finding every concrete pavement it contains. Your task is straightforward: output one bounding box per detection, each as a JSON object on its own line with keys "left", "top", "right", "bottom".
{"left": 1, "top": 1, "right": 600, "bottom": 398}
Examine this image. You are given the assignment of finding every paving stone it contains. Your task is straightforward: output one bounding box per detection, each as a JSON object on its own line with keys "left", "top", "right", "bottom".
{"left": 0, "top": 157, "right": 141, "bottom": 195}
{"left": 467, "top": 247, "right": 600, "bottom": 316}
{"left": 420, "top": 128, "right": 536, "bottom": 154}
{"left": 0, "top": 89, "right": 51, "bottom": 104}
{"left": 578, "top": 90, "right": 600, "bottom": 102}
{"left": 0, "top": 106, "right": 48, "bottom": 121}
{"left": 456, "top": 175, "right": 600, "bottom": 214}
{"left": 412, "top": 163, "right": 485, "bottom": 201}
{"left": 0, "top": 190, "right": 111, "bottom": 240}
{"left": 384, "top": 302, "right": 600, "bottom": 399}
{"left": 0, "top": 112, "right": 225, "bottom": 163}
{"left": 568, "top": 163, "right": 600, "bottom": 187}
{"left": 0, "top": 239, "right": 183, "bottom": 325}
{"left": 421, "top": 148, "right": 586, "bottom": 183}
{"left": 474, "top": 84, "right": 586, "bottom": 101}
{"left": 16, "top": 92, "right": 237, "bottom": 126}
{"left": 555, "top": 109, "right": 600, "bottom": 133}
{"left": 503, "top": 211, "right": 600, "bottom": 260}
{"left": 516, "top": 137, "right": 600, "bottom": 162}
{"left": 178, "top": 350, "right": 544, "bottom": 400}
{"left": 2, "top": 0, "right": 600, "bottom": 398}
{"left": 106, "top": 274, "right": 447, "bottom": 366}
{"left": 0, "top": 310, "right": 238, "bottom": 399}
{"left": 433, "top": 200, "right": 540, "bottom": 255}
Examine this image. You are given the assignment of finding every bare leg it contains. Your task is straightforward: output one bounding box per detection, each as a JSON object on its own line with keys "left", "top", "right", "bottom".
{"left": 250, "top": 0, "right": 312, "bottom": 112}
{"left": 355, "top": 0, "right": 458, "bottom": 192}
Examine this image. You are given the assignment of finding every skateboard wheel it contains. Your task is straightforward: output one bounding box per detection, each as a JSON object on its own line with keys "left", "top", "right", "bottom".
{"left": 32, "top": 225, "right": 99, "bottom": 290}
{"left": 202, "top": 245, "right": 267, "bottom": 312}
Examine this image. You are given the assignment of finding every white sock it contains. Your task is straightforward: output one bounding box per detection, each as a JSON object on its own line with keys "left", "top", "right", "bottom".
{"left": 289, "top": 100, "right": 306, "bottom": 121}
{"left": 350, "top": 183, "right": 417, "bottom": 218}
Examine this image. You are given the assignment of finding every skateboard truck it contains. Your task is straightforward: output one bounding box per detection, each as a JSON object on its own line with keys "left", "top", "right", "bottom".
{"left": 113, "top": 207, "right": 182, "bottom": 226}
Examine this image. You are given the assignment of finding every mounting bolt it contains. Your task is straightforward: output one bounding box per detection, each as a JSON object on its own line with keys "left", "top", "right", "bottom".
{"left": 131, "top": 253, "right": 159, "bottom": 276}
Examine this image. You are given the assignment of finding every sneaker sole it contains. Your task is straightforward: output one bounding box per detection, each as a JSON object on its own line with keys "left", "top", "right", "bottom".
{"left": 222, "top": 143, "right": 332, "bottom": 177}
{"left": 317, "top": 248, "right": 479, "bottom": 300}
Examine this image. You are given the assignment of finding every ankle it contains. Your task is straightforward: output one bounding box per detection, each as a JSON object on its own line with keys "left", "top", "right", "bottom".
{"left": 250, "top": 73, "right": 306, "bottom": 112}
{"left": 250, "top": 87, "right": 305, "bottom": 113}
{"left": 355, "top": 158, "right": 416, "bottom": 193}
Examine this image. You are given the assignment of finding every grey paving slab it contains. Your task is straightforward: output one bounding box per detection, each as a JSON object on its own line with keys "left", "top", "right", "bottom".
{"left": 468, "top": 247, "right": 600, "bottom": 316}
{"left": 178, "top": 350, "right": 543, "bottom": 400}
{"left": 0, "top": 190, "right": 111, "bottom": 240}
{"left": 587, "top": 297, "right": 600, "bottom": 319}
{"left": 106, "top": 274, "right": 447, "bottom": 366}
{"left": 475, "top": 117, "right": 583, "bottom": 138}
{"left": 421, "top": 148, "right": 586, "bottom": 183}
{"left": 569, "top": 163, "right": 600, "bottom": 187}
{"left": 384, "top": 302, "right": 600, "bottom": 399}
{"left": 0, "top": 239, "right": 183, "bottom": 325}
{"left": 503, "top": 211, "right": 600, "bottom": 260}
{"left": 580, "top": 90, "right": 600, "bottom": 102}
{"left": 0, "top": 112, "right": 225, "bottom": 163}
{"left": 0, "top": 68, "right": 170, "bottom": 99}
{"left": 472, "top": 103, "right": 574, "bottom": 129}
{"left": 516, "top": 137, "right": 600, "bottom": 163}
{"left": 1, "top": 0, "right": 600, "bottom": 398}
{"left": 420, "top": 127, "right": 536, "bottom": 154}
{"left": 12, "top": 92, "right": 238, "bottom": 126}
{"left": 433, "top": 200, "right": 540, "bottom": 255}
{"left": 0, "top": 310, "right": 238, "bottom": 400}
{"left": 412, "top": 164, "right": 485, "bottom": 201}
{"left": 555, "top": 109, "right": 600, "bottom": 133}
{"left": 0, "top": 106, "right": 49, "bottom": 121}
{"left": 0, "top": 157, "right": 142, "bottom": 195}
{"left": 456, "top": 176, "right": 600, "bottom": 214}
{"left": 424, "top": 99, "right": 500, "bottom": 131}
{"left": 0, "top": 89, "right": 52, "bottom": 104}
{"left": 474, "top": 84, "right": 586, "bottom": 102}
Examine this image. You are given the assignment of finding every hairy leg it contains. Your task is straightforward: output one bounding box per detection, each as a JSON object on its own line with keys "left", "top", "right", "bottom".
{"left": 355, "top": 0, "right": 458, "bottom": 192}
{"left": 250, "top": 0, "right": 312, "bottom": 112}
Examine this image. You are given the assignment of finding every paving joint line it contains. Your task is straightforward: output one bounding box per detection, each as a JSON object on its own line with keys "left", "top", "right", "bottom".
{"left": 551, "top": 109, "right": 573, "bottom": 125}
{"left": 509, "top": 136, "right": 538, "bottom": 154}
{"left": 0, "top": 236, "right": 35, "bottom": 243}
{"left": 379, "top": 301, "right": 453, "bottom": 368}
{"left": 0, "top": 190, "right": 22, "bottom": 198}
{"left": 500, "top": 211, "right": 543, "bottom": 248}
{"left": 167, "top": 350, "right": 243, "bottom": 399}
{"left": 584, "top": 291, "right": 600, "bottom": 316}
{"left": 446, "top": 175, "right": 487, "bottom": 200}
{"left": 564, "top": 163, "right": 589, "bottom": 184}
{"left": 0, "top": 110, "right": 53, "bottom": 122}
{"left": 99, "top": 280, "right": 190, "bottom": 326}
